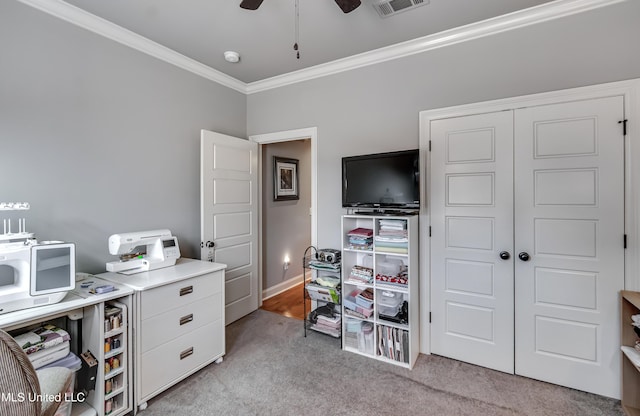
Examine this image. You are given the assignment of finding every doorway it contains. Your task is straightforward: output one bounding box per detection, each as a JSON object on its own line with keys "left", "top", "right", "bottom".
{"left": 250, "top": 128, "right": 318, "bottom": 311}
{"left": 260, "top": 139, "right": 311, "bottom": 304}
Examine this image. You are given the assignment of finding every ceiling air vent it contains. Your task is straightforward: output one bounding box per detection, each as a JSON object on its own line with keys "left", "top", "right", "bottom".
{"left": 372, "top": 0, "right": 429, "bottom": 18}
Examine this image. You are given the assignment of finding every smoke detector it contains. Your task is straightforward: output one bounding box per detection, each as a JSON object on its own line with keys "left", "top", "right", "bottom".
{"left": 224, "top": 51, "right": 240, "bottom": 63}
{"left": 371, "top": 0, "right": 429, "bottom": 18}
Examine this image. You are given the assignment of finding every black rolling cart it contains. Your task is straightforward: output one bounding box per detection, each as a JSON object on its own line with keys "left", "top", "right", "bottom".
{"left": 302, "top": 246, "right": 342, "bottom": 340}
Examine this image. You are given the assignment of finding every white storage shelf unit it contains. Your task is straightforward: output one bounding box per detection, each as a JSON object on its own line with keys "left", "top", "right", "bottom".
{"left": 621, "top": 291, "right": 640, "bottom": 416}
{"left": 83, "top": 298, "right": 133, "bottom": 416}
{"left": 341, "top": 214, "right": 419, "bottom": 368}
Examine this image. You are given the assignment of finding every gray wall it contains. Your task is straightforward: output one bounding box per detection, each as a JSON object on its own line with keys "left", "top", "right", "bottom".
{"left": 247, "top": 1, "right": 640, "bottom": 250}
{"left": 0, "top": 1, "right": 246, "bottom": 273}
{"left": 261, "top": 140, "right": 311, "bottom": 291}
{"left": 3, "top": 0, "right": 640, "bottom": 276}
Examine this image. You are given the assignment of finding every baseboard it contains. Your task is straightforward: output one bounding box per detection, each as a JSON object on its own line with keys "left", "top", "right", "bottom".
{"left": 262, "top": 274, "right": 306, "bottom": 301}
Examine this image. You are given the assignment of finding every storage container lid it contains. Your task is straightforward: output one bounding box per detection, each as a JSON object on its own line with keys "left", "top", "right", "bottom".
{"left": 377, "top": 290, "right": 403, "bottom": 307}
{"left": 41, "top": 352, "right": 82, "bottom": 372}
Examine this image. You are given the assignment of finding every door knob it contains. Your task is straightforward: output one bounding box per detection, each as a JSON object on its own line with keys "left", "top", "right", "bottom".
{"left": 518, "top": 252, "right": 530, "bottom": 261}
{"left": 499, "top": 251, "right": 510, "bottom": 260}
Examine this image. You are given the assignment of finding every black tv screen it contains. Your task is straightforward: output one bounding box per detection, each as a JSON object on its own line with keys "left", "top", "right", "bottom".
{"left": 342, "top": 149, "right": 420, "bottom": 208}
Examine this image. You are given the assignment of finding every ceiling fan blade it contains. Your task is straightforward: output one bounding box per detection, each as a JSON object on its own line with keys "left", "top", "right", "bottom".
{"left": 240, "top": 0, "right": 264, "bottom": 10}
{"left": 335, "top": 0, "right": 361, "bottom": 13}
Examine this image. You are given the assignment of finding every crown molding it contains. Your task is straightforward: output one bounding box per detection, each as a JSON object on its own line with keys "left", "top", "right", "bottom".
{"left": 17, "top": 0, "right": 625, "bottom": 96}
{"left": 16, "top": 0, "right": 247, "bottom": 94}
{"left": 246, "top": 0, "right": 626, "bottom": 94}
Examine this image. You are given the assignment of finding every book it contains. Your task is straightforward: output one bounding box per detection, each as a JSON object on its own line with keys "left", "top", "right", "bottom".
{"left": 402, "top": 330, "right": 409, "bottom": 363}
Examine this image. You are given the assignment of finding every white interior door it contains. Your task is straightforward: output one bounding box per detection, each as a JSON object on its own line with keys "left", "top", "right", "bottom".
{"left": 430, "top": 111, "right": 515, "bottom": 373}
{"left": 201, "top": 129, "right": 259, "bottom": 325}
{"left": 514, "top": 97, "right": 625, "bottom": 398}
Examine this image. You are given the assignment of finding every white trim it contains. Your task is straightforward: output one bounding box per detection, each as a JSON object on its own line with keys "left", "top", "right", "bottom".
{"left": 625, "top": 80, "right": 640, "bottom": 292}
{"left": 420, "top": 79, "right": 638, "bottom": 120}
{"left": 245, "top": 0, "right": 625, "bottom": 93}
{"left": 418, "top": 120, "right": 432, "bottom": 356}
{"left": 418, "top": 77, "right": 640, "bottom": 355}
{"left": 16, "top": 0, "right": 246, "bottom": 93}
{"left": 17, "top": 0, "right": 624, "bottom": 94}
{"left": 262, "top": 274, "right": 305, "bottom": 301}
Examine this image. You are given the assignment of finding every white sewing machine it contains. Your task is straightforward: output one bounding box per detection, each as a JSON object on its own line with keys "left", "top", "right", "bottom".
{"left": 105, "top": 229, "right": 180, "bottom": 275}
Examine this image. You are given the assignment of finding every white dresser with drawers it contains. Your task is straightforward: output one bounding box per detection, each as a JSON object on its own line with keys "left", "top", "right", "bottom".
{"left": 98, "top": 258, "right": 226, "bottom": 412}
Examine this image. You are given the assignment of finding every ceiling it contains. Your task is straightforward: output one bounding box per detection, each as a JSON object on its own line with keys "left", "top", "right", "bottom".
{"left": 60, "top": 0, "right": 554, "bottom": 84}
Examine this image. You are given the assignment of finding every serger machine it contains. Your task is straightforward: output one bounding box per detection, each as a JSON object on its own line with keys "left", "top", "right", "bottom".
{"left": 106, "top": 229, "right": 180, "bottom": 275}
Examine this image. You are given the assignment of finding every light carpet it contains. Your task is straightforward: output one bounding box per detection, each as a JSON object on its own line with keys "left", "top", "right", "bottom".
{"left": 141, "top": 309, "right": 622, "bottom": 415}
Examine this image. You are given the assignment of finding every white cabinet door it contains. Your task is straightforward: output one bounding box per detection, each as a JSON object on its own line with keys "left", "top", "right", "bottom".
{"left": 201, "top": 130, "right": 259, "bottom": 325}
{"left": 430, "top": 111, "right": 515, "bottom": 373}
{"left": 514, "top": 96, "right": 625, "bottom": 398}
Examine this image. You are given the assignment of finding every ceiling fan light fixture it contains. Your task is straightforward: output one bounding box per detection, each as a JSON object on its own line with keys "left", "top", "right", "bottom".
{"left": 335, "top": 0, "right": 361, "bottom": 13}
{"left": 240, "top": 0, "right": 264, "bottom": 10}
{"left": 224, "top": 51, "right": 241, "bottom": 63}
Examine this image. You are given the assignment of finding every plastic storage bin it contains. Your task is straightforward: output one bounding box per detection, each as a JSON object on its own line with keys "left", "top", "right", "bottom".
{"left": 355, "top": 288, "right": 374, "bottom": 309}
{"left": 344, "top": 289, "right": 373, "bottom": 317}
{"left": 377, "top": 291, "right": 403, "bottom": 316}
{"left": 377, "top": 259, "right": 403, "bottom": 276}
{"left": 42, "top": 352, "right": 82, "bottom": 372}
{"left": 42, "top": 352, "right": 82, "bottom": 416}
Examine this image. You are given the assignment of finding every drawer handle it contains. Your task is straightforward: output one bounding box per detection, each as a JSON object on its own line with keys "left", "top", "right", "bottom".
{"left": 179, "top": 286, "right": 193, "bottom": 296}
{"left": 179, "top": 314, "right": 194, "bottom": 326}
{"left": 180, "top": 347, "right": 194, "bottom": 360}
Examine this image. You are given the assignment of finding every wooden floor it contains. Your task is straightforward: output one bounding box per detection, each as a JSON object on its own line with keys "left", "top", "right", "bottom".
{"left": 261, "top": 283, "right": 310, "bottom": 321}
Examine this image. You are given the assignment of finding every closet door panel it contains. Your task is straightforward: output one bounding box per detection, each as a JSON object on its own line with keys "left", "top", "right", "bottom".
{"left": 431, "top": 111, "right": 514, "bottom": 373}
{"left": 514, "top": 96, "right": 624, "bottom": 398}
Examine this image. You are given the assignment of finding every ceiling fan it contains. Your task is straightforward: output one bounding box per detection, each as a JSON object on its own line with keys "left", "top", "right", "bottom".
{"left": 240, "top": 0, "right": 361, "bottom": 14}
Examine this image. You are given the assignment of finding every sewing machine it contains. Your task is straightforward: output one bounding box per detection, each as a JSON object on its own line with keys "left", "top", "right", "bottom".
{"left": 0, "top": 240, "right": 76, "bottom": 315}
{"left": 0, "top": 202, "right": 76, "bottom": 314}
{"left": 105, "top": 229, "right": 180, "bottom": 275}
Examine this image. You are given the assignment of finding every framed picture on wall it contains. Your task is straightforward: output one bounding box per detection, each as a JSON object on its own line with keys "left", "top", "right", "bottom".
{"left": 273, "top": 156, "right": 299, "bottom": 201}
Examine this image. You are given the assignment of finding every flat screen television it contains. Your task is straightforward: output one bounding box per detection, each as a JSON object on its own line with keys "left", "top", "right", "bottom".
{"left": 342, "top": 149, "right": 420, "bottom": 209}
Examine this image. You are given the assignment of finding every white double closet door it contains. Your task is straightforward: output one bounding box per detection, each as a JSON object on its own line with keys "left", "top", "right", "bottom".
{"left": 430, "top": 96, "right": 624, "bottom": 398}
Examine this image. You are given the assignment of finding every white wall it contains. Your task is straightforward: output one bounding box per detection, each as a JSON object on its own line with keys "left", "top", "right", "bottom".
{"left": 246, "top": 0, "right": 640, "bottom": 250}
{"left": 0, "top": 1, "right": 247, "bottom": 273}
